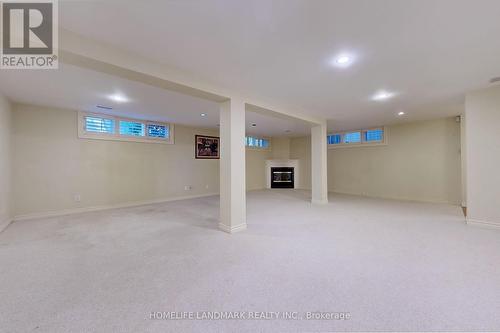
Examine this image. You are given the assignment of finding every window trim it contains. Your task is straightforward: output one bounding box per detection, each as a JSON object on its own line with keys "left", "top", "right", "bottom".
{"left": 328, "top": 127, "right": 387, "bottom": 149}
{"left": 78, "top": 111, "right": 175, "bottom": 144}
{"left": 245, "top": 135, "right": 272, "bottom": 151}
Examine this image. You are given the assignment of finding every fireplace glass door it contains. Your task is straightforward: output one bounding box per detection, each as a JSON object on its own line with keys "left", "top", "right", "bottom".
{"left": 271, "top": 167, "right": 294, "bottom": 189}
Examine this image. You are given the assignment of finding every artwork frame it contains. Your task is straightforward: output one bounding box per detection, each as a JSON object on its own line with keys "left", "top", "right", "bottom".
{"left": 195, "top": 135, "right": 220, "bottom": 159}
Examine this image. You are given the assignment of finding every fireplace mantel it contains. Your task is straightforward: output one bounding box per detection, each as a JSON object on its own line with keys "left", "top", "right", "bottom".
{"left": 265, "top": 160, "right": 299, "bottom": 189}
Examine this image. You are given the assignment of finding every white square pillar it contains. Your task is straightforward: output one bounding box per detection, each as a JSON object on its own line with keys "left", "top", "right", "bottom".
{"left": 219, "top": 98, "right": 247, "bottom": 233}
{"left": 311, "top": 123, "right": 328, "bottom": 205}
{"left": 465, "top": 86, "right": 500, "bottom": 228}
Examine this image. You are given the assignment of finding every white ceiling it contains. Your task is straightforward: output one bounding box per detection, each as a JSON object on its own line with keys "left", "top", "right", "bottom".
{"left": 0, "top": 63, "right": 311, "bottom": 136}
{"left": 56, "top": 0, "right": 500, "bottom": 131}
{"left": 2, "top": 0, "right": 499, "bottom": 133}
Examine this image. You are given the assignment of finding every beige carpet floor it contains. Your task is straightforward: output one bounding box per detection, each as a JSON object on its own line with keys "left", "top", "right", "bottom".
{"left": 1, "top": 190, "right": 499, "bottom": 332}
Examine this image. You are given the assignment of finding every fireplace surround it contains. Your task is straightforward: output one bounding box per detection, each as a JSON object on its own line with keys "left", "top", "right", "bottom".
{"left": 265, "top": 160, "right": 299, "bottom": 189}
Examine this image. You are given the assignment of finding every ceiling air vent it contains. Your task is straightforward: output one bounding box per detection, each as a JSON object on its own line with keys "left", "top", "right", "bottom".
{"left": 96, "top": 105, "right": 113, "bottom": 110}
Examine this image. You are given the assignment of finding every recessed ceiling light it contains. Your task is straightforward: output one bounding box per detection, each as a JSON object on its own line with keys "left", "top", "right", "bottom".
{"left": 251, "top": 123, "right": 257, "bottom": 127}
{"left": 108, "top": 93, "right": 129, "bottom": 103}
{"left": 332, "top": 53, "right": 355, "bottom": 68}
{"left": 336, "top": 56, "right": 350, "bottom": 64}
{"left": 398, "top": 111, "right": 405, "bottom": 116}
{"left": 200, "top": 113, "right": 207, "bottom": 117}
{"left": 372, "top": 91, "right": 395, "bottom": 101}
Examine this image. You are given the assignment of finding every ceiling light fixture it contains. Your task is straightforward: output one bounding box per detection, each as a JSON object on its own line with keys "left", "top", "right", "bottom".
{"left": 200, "top": 113, "right": 207, "bottom": 117}
{"left": 332, "top": 53, "right": 355, "bottom": 68}
{"left": 251, "top": 123, "right": 257, "bottom": 127}
{"left": 398, "top": 111, "right": 405, "bottom": 116}
{"left": 108, "top": 93, "right": 129, "bottom": 103}
{"left": 372, "top": 91, "right": 395, "bottom": 101}
{"left": 336, "top": 56, "right": 350, "bottom": 64}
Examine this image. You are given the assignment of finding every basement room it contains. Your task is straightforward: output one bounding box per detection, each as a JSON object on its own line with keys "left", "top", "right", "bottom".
{"left": 0, "top": 1, "right": 499, "bottom": 332}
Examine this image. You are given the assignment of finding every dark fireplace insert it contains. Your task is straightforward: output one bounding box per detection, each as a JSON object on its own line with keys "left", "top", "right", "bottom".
{"left": 271, "top": 167, "right": 294, "bottom": 189}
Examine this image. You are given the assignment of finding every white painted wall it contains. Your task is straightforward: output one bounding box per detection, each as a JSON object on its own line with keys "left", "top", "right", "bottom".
{"left": 12, "top": 104, "right": 220, "bottom": 218}
{"left": 291, "top": 117, "right": 462, "bottom": 204}
{"left": 271, "top": 137, "right": 290, "bottom": 160}
{"left": 246, "top": 149, "right": 272, "bottom": 191}
{"left": 0, "top": 94, "right": 12, "bottom": 231}
{"left": 290, "top": 135, "right": 312, "bottom": 190}
{"left": 11, "top": 103, "right": 288, "bottom": 219}
{"left": 465, "top": 85, "right": 500, "bottom": 227}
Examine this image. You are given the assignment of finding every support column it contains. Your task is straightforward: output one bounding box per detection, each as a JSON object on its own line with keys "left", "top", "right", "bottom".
{"left": 465, "top": 86, "right": 500, "bottom": 228}
{"left": 311, "top": 122, "right": 328, "bottom": 205}
{"left": 219, "top": 98, "right": 247, "bottom": 233}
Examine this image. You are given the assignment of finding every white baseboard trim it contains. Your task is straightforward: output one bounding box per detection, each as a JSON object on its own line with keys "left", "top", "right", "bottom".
{"left": 13, "top": 192, "right": 219, "bottom": 222}
{"left": 466, "top": 218, "right": 500, "bottom": 230}
{"left": 330, "top": 190, "right": 457, "bottom": 205}
{"left": 311, "top": 199, "right": 329, "bottom": 205}
{"left": 219, "top": 223, "right": 247, "bottom": 234}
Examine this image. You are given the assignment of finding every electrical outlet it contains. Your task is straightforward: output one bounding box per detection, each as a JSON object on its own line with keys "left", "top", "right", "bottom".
{"left": 184, "top": 186, "right": 192, "bottom": 191}
{"left": 74, "top": 194, "right": 81, "bottom": 202}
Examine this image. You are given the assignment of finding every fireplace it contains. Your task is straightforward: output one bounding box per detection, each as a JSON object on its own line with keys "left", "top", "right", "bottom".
{"left": 271, "top": 167, "right": 294, "bottom": 189}
{"left": 265, "top": 160, "right": 299, "bottom": 189}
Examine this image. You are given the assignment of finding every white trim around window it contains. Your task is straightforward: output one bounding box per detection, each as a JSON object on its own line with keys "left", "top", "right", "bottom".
{"left": 327, "top": 127, "right": 388, "bottom": 149}
{"left": 78, "top": 111, "right": 175, "bottom": 144}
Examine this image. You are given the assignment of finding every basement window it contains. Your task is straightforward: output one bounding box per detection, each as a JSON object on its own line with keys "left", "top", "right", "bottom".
{"left": 364, "top": 128, "right": 384, "bottom": 142}
{"left": 78, "top": 111, "right": 174, "bottom": 144}
{"left": 246, "top": 136, "right": 271, "bottom": 149}
{"left": 85, "top": 116, "right": 115, "bottom": 134}
{"left": 327, "top": 127, "right": 386, "bottom": 148}
{"left": 327, "top": 134, "right": 342, "bottom": 145}
{"left": 343, "top": 131, "right": 361, "bottom": 144}
{"left": 119, "top": 121, "right": 145, "bottom": 137}
{"left": 147, "top": 124, "right": 168, "bottom": 138}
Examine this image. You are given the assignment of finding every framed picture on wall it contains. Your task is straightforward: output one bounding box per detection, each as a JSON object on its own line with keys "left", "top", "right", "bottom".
{"left": 195, "top": 135, "right": 220, "bottom": 159}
